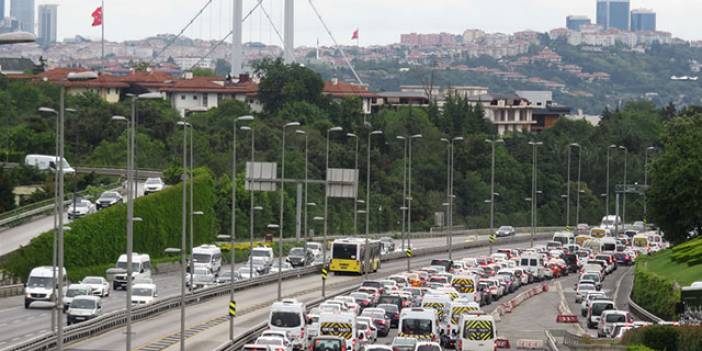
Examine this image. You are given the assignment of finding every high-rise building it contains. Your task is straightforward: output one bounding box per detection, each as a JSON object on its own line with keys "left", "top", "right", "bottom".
{"left": 10, "top": 0, "right": 34, "bottom": 33}
{"left": 596, "top": 0, "right": 630, "bottom": 31}
{"left": 566, "top": 15, "right": 592, "bottom": 31}
{"left": 631, "top": 9, "right": 656, "bottom": 32}
{"left": 37, "top": 4, "right": 57, "bottom": 46}
{"left": 0, "top": 0, "right": 5, "bottom": 19}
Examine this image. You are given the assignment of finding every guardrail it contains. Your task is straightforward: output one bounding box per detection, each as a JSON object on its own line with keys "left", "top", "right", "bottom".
{"left": 628, "top": 295, "right": 664, "bottom": 323}
{"left": 1, "top": 230, "right": 555, "bottom": 351}
{"left": 0, "top": 284, "right": 23, "bottom": 298}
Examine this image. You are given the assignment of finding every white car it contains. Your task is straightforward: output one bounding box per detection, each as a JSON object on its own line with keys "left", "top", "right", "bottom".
{"left": 237, "top": 267, "right": 258, "bottom": 280}
{"left": 255, "top": 337, "right": 291, "bottom": 351}
{"left": 97, "top": 191, "right": 123, "bottom": 209}
{"left": 580, "top": 291, "right": 608, "bottom": 317}
{"left": 575, "top": 282, "right": 597, "bottom": 303}
{"left": 144, "top": 177, "right": 165, "bottom": 194}
{"left": 67, "top": 198, "right": 96, "bottom": 220}
{"left": 414, "top": 341, "right": 442, "bottom": 351}
{"left": 80, "top": 276, "right": 110, "bottom": 297}
{"left": 364, "top": 345, "right": 393, "bottom": 351}
{"left": 259, "top": 330, "right": 291, "bottom": 348}
{"left": 63, "top": 284, "right": 92, "bottom": 311}
{"left": 131, "top": 283, "right": 158, "bottom": 305}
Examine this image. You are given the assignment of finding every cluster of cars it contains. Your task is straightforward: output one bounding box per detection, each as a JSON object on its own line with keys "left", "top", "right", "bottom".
{"left": 65, "top": 177, "right": 166, "bottom": 221}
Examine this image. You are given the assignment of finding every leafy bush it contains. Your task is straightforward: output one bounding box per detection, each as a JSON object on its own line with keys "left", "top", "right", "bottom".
{"left": 0, "top": 170, "right": 218, "bottom": 282}
{"left": 627, "top": 345, "right": 655, "bottom": 351}
{"left": 632, "top": 266, "right": 680, "bottom": 320}
{"left": 622, "top": 325, "right": 702, "bottom": 351}
{"left": 671, "top": 237, "right": 702, "bottom": 266}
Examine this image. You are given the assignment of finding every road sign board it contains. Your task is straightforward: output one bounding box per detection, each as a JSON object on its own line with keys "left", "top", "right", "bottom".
{"left": 406, "top": 248, "right": 413, "bottom": 257}
{"left": 434, "top": 212, "right": 445, "bottom": 227}
{"left": 228, "top": 300, "right": 237, "bottom": 317}
{"left": 246, "top": 162, "right": 277, "bottom": 191}
{"left": 326, "top": 168, "right": 358, "bottom": 198}
{"left": 615, "top": 184, "right": 649, "bottom": 194}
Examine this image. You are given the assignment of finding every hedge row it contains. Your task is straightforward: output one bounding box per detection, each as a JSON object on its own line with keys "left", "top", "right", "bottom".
{"left": 632, "top": 266, "right": 680, "bottom": 321}
{"left": 0, "top": 169, "right": 218, "bottom": 282}
{"left": 671, "top": 236, "right": 702, "bottom": 265}
{"left": 622, "top": 325, "right": 702, "bottom": 351}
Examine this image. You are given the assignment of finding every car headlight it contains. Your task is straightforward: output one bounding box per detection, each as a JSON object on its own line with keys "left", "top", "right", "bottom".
{"left": 26, "top": 293, "right": 32, "bottom": 298}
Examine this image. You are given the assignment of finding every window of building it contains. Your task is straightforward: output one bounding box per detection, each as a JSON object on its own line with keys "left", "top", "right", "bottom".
{"left": 193, "top": 95, "right": 198, "bottom": 100}
{"left": 203, "top": 94, "right": 208, "bottom": 107}
{"left": 181, "top": 95, "right": 186, "bottom": 100}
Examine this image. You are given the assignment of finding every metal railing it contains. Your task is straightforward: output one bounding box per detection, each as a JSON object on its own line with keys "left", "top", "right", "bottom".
{"left": 1, "top": 230, "right": 555, "bottom": 351}
{"left": 628, "top": 295, "right": 664, "bottom": 323}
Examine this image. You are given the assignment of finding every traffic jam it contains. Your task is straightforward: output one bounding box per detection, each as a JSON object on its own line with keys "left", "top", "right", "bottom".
{"left": 239, "top": 232, "right": 637, "bottom": 351}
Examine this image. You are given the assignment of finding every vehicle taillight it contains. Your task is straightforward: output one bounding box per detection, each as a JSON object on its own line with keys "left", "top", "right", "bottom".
{"left": 341, "top": 343, "right": 347, "bottom": 351}
{"left": 378, "top": 320, "right": 386, "bottom": 325}
{"left": 301, "top": 327, "right": 305, "bottom": 337}
{"left": 457, "top": 339, "right": 462, "bottom": 350}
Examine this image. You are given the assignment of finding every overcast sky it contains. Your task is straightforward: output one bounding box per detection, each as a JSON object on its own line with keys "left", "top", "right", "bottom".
{"left": 32, "top": 0, "right": 702, "bottom": 45}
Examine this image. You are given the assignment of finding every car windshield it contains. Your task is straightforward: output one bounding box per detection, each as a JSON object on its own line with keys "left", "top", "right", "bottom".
{"left": 314, "top": 339, "right": 343, "bottom": 351}
{"left": 270, "top": 311, "right": 301, "bottom": 327}
{"left": 499, "top": 226, "right": 511, "bottom": 230}
{"left": 71, "top": 299, "right": 96, "bottom": 309}
{"left": 289, "top": 248, "right": 305, "bottom": 256}
{"left": 592, "top": 303, "right": 614, "bottom": 315}
{"left": 133, "top": 287, "right": 153, "bottom": 296}
{"left": 116, "top": 262, "right": 141, "bottom": 271}
{"left": 416, "top": 345, "right": 440, "bottom": 351}
{"left": 401, "top": 318, "right": 433, "bottom": 335}
{"left": 606, "top": 314, "right": 626, "bottom": 323}
{"left": 583, "top": 274, "right": 599, "bottom": 281}
{"left": 82, "top": 278, "right": 102, "bottom": 284}
{"left": 257, "top": 338, "right": 282, "bottom": 346}
{"left": 101, "top": 192, "right": 119, "bottom": 199}
{"left": 251, "top": 250, "right": 270, "bottom": 257}
{"left": 27, "top": 276, "right": 53, "bottom": 288}
{"left": 379, "top": 304, "right": 398, "bottom": 313}
{"left": 192, "top": 253, "right": 212, "bottom": 262}
{"left": 146, "top": 178, "right": 162, "bottom": 185}
{"left": 67, "top": 287, "right": 89, "bottom": 297}
{"left": 579, "top": 284, "right": 595, "bottom": 291}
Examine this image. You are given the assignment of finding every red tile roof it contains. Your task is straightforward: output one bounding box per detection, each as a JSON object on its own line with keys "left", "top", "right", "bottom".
{"left": 323, "top": 80, "right": 377, "bottom": 98}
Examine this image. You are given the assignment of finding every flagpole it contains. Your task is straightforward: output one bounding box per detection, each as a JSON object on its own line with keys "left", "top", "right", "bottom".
{"left": 101, "top": 0, "right": 105, "bottom": 73}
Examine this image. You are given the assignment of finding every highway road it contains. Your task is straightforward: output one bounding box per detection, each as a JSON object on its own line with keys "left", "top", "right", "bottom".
{"left": 0, "top": 182, "right": 146, "bottom": 257}
{"left": 0, "top": 231, "right": 541, "bottom": 348}
{"left": 59, "top": 234, "right": 551, "bottom": 351}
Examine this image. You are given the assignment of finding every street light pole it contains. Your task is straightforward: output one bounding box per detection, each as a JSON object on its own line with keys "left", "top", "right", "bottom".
{"left": 606, "top": 145, "right": 615, "bottom": 216}
{"left": 278, "top": 121, "right": 301, "bottom": 301}
{"left": 485, "top": 138, "right": 502, "bottom": 254}
{"left": 528, "top": 141, "right": 543, "bottom": 247}
{"left": 227, "top": 115, "right": 253, "bottom": 341}
{"left": 566, "top": 144, "right": 571, "bottom": 228}
{"left": 323, "top": 127, "right": 342, "bottom": 297}
{"left": 240, "top": 126, "right": 254, "bottom": 280}
{"left": 176, "top": 120, "right": 191, "bottom": 351}
{"left": 448, "top": 137, "right": 462, "bottom": 259}
{"left": 364, "top": 128, "right": 382, "bottom": 275}
{"left": 619, "top": 146, "right": 628, "bottom": 226}
{"left": 407, "top": 134, "right": 422, "bottom": 269}
{"left": 396, "top": 136, "right": 408, "bottom": 253}
{"left": 296, "top": 130, "right": 308, "bottom": 255}
{"left": 644, "top": 146, "right": 656, "bottom": 221}
{"left": 569, "top": 143, "right": 582, "bottom": 225}
{"left": 348, "top": 133, "right": 359, "bottom": 234}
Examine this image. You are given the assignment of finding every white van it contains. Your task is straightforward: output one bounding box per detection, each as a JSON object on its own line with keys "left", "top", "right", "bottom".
{"left": 24, "top": 154, "right": 76, "bottom": 174}
{"left": 600, "top": 237, "right": 617, "bottom": 254}
{"left": 24, "top": 266, "right": 68, "bottom": 309}
{"left": 458, "top": 314, "right": 496, "bottom": 351}
{"left": 519, "top": 254, "right": 545, "bottom": 282}
{"left": 553, "top": 231, "right": 574, "bottom": 246}
{"left": 421, "top": 294, "right": 452, "bottom": 325}
{"left": 131, "top": 283, "right": 158, "bottom": 305}
{"left": 250, "top": 246, "right": 275, "bottom": 270}
{"left": 448, "top": 300, "right": 481, "bottom": 343}
{"left": 110, "top": 253, "right": 152, "bottom": 290}
{"left": 399, "top": 307, "right": 439, "bottom": 342}
{"left": 450, "top": 274, "right": 478, "bottom": 302}
{"left": 600, "top": 216, "right": 621, "bottom": 232}
{"left": 319, "top": 312, "right": 357, "bottom": 351}
{"left": 269, "top": 299, "right": 308, "bottom": 350}
{"left": 192, "top": 244, "right": 222, "bottom": 274}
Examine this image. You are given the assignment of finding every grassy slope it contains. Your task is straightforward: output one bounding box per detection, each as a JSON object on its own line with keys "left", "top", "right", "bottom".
{"left": 637, "top": 248, "right": 702, "bottom": 286}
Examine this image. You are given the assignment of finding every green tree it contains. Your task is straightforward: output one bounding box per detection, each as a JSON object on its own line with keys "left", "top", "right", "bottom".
{"left": 192, "top": 67, "right": 215, "bottom": 77}
{"left": 648, "top": 113, "right": 702, "bottom": 244}
{"left": 254, "top": 58, "right": 325, "bottom": 114}
{"left": 0, "top": 167, "right": 15, "bottom": 212}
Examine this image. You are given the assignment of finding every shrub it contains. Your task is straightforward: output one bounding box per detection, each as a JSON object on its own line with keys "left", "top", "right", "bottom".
{"left": 0, "top": 169, "right": 218, "bottom": 282}
{"left": 632, "top": 266, "right": 680, "bottom": 320}
{"left": 622, "top": 325, "right": 702, "bottom": 351}
{"left": 627, "top": 345, "right": 655, "bottom": 351}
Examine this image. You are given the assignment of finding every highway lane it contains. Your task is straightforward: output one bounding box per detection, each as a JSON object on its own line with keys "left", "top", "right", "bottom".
{"left": 61, "top": 235, "right": 551, "bottom": 351}
{"left": 0, "top": 231, "right": 548, "bottom": 349}
{"left": 0, "top": 182, "right": 146, "bottom": 257}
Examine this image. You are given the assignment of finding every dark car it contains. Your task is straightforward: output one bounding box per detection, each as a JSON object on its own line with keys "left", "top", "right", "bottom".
{"left": 613, "top": 252, "right": 633, "bottom": 266}
{"left": 430, "top": 259, "right": 453, "bottom": 273}
{"left": 286, "top": 247, "right": 314, "bottom": 267}
{"left": 379, "top": 237, "right": 395, "bottom": 253}
{"left": 496, "top": 225, "right": 516, "bottom": 237}
{"left": 563, "top": 253, "right": 579, "bottom": 273}
{"left": 361, "top": 280, "right": 385, "bottom": 294}
{"left": 377, "top": 295, "right": 403, "bottom": 312}
{"left": 477, "top": 282, "right": 492, "bottom": 305}
{"left": 378, "top": 303, "right": 400, "bottom": 327}
{"left": 96, "top": 191, "right": 123, "bottom": 210}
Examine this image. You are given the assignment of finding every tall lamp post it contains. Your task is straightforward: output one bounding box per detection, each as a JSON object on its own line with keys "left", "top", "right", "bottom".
{"left": 278, "top": 121, "right": 301, "bottom": 300}
{"left": 619, "top": 145, "right": 628, "bottom": 226}
{"left": 323, "top": 126, "right": 343, "bottom": 297}
{"left": 606, "top": 145, "right": 617, "bottom": 216}
{"left": 176, "top": 120, "right": 191, "bottom": 351}
{"left": 528, "top": 141, "right": 543, "bottom": 247}
{"left": 396, "top": 136, "right": 408, "bottom": 253}
{"left": 296, "top": 130, "right": 308, "bottom": 250}
{"left": 347, "top": 132, "right": 359, "bottom": 234}
{"left": 240, "top": 126, "right": 254, "bottom": 279}
{"left": 485, "top": 138, "right": 503, "bottom": 254}
{"left": 184, "top": 107, "right": 208, "bottom": 291}
{"left": 363, "top": 127, "right": 383, "bottom": 276}
{"left": 644, "top": 146, "right": 656, "bottom": 221}
{"left": 569, "top": 143, "right": 582, "bottom": 225}
{"left": 407, "top": 134, "right": 422, "bottom": 269}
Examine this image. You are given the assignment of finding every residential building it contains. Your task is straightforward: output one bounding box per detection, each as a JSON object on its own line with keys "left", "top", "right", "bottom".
{"left": 566, "top": 15, "right": 591, "bottom": 31}
{"left": 37, "top": 4, "right": 57, "bottom": 46}
{"left": 468, "top": 93, "right": 537, "bottom": 135}
{"left": 0, "top": 0, "right": 4, "bottom": 18}
{"left": 0, "top": 57, "right": 39, "bottom": 74}
{"left": 462, "top": 29, "right": 485, "bottom": 43}
{"left": 516, "top": 91, "right": 572, "bottom": 132}
{"left": 10, "top": 0, "right": 34, "bottom": 33}
{"left": 322, "top": 78, "right": 377, "bottom": 115}
{"left": 631, "top": 9, "right": 656, "bottom": 32}
{"left": 596, "top": 0, "right": 630, "bottom": 31}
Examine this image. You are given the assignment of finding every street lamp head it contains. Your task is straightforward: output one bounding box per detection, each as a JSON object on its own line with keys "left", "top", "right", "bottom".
{"left": 132, "top": 217, "right": 143, "bottom": 222}
{"left": 240, "top": 126, "right": 252, "bottom": 131}
{"left": 396, "top": 136, "right": 406, "bottom": 140}
{"left": 560, "top": 194, "right": 568, "bottom": 199}
{"left": 525, "top": 197, "right": 532, "bottom": 202}
{"left": 193, "top": 211, "right": 204, "bottom": 216}
{"left": 609, "top": 144, "right": 617, "bottom": 149}
{"left": 266, "top": 224, "right": 280, "bottom": 229}
{"left": 453, "top": 136, "right": 464, "bottom": 141}
{"left": 284, "top": 121, "right": 301, "bottom": 128}
{"left": 371, "top": 130, "right": 383, "bottom": 136}
{"left": 442, "top": 202, "right": 450, "bottom": 206}
{"left": 65, "top": 108, "right": 78, "bottom": 113}
{"left": 600, "top": 193, "right": 607, "bottom": 197}
{"left": 647, "top": 146, "right": 656, "bottom": 151}
{"left": 346, "top": 133, "right": 357, "bottom": 138}
{"left": 357, "top": 210, "right": 367, "bottom": 214}
{"left": 164, "top": 248, "right": 182, "bottom": 254}
{"left": 138, "top": 92, "right": 163, "bottom": 100}
{"left": 569, "top": 142, "right": 580, "bottom": 147}
{"left": 295, "top": 130, "right": 306, "bottom": 135}
{"left": 306, "top": 202, "right": 316, "bottom": 207}
{"left": 483, "top": 200, "right": 491, "bottom": 204}
{"left": 216, "top": 234, "right": 232, "bottom": 240}
{"left": 38, "top": 107, "right": 58, "bottom": 114}
{"left": 111, "top": 115, "right": 128, "bottom": 122}
{"left": 410, "top": 134, "right": 423, "bottom": 139}
{"left": 313, "top": 216, "right": 324, "bottom": 221}
{"left": 441, "top": 138, "right": 449, "bottom": 143}
{"left": 536, "top": 190, "right": 543, "bottom": 195}
{"left": 0, "top": 31, "right": 36, "bottom": 44}
{"left": 356, "top": 199, "right": 365, "bottom": 204}
{"left": 176, "top": 121, "right": 191, "bottom": 127}
{"left": 493, "top": 192, "right": 500, "bottom": 196}
{"left": 399, "top": 206, "right": 408, "bottom": 211}
{"left": 528, "top": 141, "right": 543, "bottom": 146}
{"left": 328, "top": 126, "right": 343, "bottom": 132}
{"left": 62, "top": 226, "right": 72, "bottom": 231}
{"left": 254, "top": 206, "right": 263, "bottom": 211}
{"left": 237, "top": 115, "right": 255, "bottom": 121}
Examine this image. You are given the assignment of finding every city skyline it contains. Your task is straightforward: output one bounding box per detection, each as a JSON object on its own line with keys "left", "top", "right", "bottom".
{"left": 13, "top": 0, "right": 702, "bottom": 46}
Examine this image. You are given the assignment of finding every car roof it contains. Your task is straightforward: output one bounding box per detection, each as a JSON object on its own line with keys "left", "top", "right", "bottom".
{"left": 73, "top": 295, "right": 101, "bottom": 302}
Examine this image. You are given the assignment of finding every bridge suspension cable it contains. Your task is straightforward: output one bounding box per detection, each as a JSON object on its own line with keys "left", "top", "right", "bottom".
{"left": 149, "top": 0, "right": 217, "bottom": 65}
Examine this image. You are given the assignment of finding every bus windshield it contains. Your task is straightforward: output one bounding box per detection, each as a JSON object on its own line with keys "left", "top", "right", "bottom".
{"left": 332, "top": 244, "right": 358, "bottom": 260}
{"left": 401, "top": 318, "right": 433, "bottom": 335}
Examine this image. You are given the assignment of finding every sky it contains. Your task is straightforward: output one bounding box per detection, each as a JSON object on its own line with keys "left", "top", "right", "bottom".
{"left": 26, "top": 0, "right": 702, "bottom": 45}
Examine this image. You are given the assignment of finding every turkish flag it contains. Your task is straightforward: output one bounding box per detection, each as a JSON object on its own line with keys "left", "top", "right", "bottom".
{"left": 91, "top": 6, "right": 103, "bottom": 27}
{"left": 351, "top": 29, "right": 359, "bottom": 40}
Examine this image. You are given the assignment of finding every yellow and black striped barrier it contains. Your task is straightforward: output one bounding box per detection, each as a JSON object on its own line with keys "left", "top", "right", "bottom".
{"left": 319, "top": 322, "right": 353, "bottom": 339}
{"left": 489, "top": 234, "right": 496, "bottom": 243}
{"left": 406, "top": 248, "right": 413, "bottom": 257}
{"left": 321, "top": 267, "right": 328, "bottom": 280}
{"left": 228, "top": 300, "right": 237, "bottom": 317}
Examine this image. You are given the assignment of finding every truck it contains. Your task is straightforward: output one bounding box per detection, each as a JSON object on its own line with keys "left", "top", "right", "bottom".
{"left": 318, "top": 312, "right": 357, "bottom": 351}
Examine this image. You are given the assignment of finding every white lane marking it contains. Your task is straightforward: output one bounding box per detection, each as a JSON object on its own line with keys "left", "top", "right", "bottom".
{"left": 613, "top": 267, "right": 633, "bottom": 309}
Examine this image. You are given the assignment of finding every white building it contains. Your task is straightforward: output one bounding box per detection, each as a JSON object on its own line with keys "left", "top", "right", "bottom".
{"left": 468, "top": 94, "right": 537, "bottom": 135}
